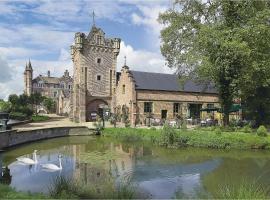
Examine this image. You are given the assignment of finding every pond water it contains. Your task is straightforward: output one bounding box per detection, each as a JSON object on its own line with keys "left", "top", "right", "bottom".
{"left": 1, "top": 136, "right": 270, "bottom": 199}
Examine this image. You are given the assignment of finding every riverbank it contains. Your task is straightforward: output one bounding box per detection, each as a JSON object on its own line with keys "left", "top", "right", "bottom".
{"left": 103, "top": 127, "right": 270, "bottom": 150}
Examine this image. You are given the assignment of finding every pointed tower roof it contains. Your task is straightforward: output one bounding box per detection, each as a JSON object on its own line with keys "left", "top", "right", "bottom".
{"left": 25, "top": 59, "right": 33, "bottom": 71}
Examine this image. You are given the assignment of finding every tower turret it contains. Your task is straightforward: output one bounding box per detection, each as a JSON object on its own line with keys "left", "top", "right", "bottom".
{"left": 24, "top": 59, "right": 33, "bottom": 96}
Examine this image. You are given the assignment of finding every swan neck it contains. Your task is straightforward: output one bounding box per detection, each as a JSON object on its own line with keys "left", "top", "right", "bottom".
{"left": 33, "top": 152, "right": 37, "bottom": 163}
{"left": 59, "top": 158, "right": 62, "bottom": 169}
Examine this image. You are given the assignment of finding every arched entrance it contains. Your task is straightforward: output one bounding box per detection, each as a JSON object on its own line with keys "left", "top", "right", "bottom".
{"left": 86, "top": 99, "right": 108, "bottom": 122}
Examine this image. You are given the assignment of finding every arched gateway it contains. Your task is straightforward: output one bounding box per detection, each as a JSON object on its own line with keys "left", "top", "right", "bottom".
{"left": 86, "top": 99, "right": 108, "bottom": 122}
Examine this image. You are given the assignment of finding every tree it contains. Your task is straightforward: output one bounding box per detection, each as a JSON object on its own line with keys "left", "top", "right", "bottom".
{"left": 0, "top": 100, "right": 11, "bottom": 113}
{"left": 8, "top": 94, "right": 19, "bottom": 107}
{"left": 43, "top": 97, "right": 56, "bottom": 113}
{"left": 29, "top": 93, "right": 44, "bottom": 114}
{"left": 159, "top": 0, "right": 270, "bottom": 126}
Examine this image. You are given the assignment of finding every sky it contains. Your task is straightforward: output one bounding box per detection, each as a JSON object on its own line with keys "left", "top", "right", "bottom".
{"left": 0, "top": 0, "right": 174, "bottom": 100}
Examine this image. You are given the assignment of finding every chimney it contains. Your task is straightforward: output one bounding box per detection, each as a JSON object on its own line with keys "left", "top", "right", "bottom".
{"left": 47, "top": 70, "right": 50, "bottom": 77}
{"left": 64, "top": 70, "right": 69, "bottom": 77}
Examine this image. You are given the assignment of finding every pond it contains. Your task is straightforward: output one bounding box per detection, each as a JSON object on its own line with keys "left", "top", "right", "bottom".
{"left": 0, "top": 136, "right": 270, "bottom": 199}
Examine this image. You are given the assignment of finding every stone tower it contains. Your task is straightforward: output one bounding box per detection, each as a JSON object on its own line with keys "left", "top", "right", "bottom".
{"left": 70, "top": 24, "right": 121, "bottom": 122}
{"left": 24, "top": 60, "right": 33, "bottom": 96}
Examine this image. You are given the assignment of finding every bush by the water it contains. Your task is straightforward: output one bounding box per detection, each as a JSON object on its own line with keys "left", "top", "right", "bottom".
{"left": 160, "top": 124, "right": 177, "bottom": 146}
{"left": 257, "top": 125, "right": 268, "bottom": 137}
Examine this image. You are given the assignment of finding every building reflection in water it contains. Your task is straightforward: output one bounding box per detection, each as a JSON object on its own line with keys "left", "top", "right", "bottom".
{"left": 70, "top": 142, "right": 142, "bottom": 187}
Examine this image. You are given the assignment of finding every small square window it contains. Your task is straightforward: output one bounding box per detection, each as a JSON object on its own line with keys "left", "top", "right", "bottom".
{"left": 97, "top": 75, "right": 101, "bottom": 81}
{"left": 97, "top": 58, "right": 101, "bottom": 64}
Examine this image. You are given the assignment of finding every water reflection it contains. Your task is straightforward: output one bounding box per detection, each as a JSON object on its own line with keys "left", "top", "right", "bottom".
{"left": 2, "top": 136, "right": 270, "bottom": 198}
{"left": 0, "top": 153, "right": 12, "bottom": 185}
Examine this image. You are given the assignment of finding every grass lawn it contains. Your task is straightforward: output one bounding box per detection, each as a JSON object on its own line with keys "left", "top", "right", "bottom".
{"left": 31, "top": 115, "right": 50, "bottom": 122}
{"left": 103, "top": 126, "right": 270, "bottom": 150}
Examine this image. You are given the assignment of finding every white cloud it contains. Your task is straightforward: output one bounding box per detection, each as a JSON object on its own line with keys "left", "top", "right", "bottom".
{"left": 117, "top": 41, "right": 173, "bottom": 74}
{"left": 0, "top": 47, "right": 45, "bottom": 59}
{"left": 0, "top": 55, "right": 13, "bottom": 83}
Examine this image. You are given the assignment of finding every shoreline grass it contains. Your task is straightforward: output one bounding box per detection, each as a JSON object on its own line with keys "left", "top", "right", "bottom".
{"left": 0, "top": 183, "right": 46, "bottom": 199}
{"left": 103, "top": 126, "right": 270, "bottom": 150}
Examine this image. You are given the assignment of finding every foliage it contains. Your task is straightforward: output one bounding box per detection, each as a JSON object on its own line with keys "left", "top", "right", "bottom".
{"left": 42, "top": 97, "right": 56, "bottom": 113}
{"left": 160, "top": 124, "right": 177, "bottom": 146}
{"left": 49, "top": 176, "right": 137, "bottom": 199}
{"left": 121, "top": 105, "right": 130, "bottom": 127}
{"left": 8, "top": 94, "right": 33, "bottom": 118}
{"left": 218, "top": 181, "right": 269, "bottom": 199}
{"left": 9, "top": 112, "right": 29, "bottom": 121}
{"left": 159, "top": 1, "right": 270, "bottom": 126}
{"left": 31, "top": 115, "right": 50, "bottom": 122}
{"left": 0, "top": 100, "right": 11, "bottom": 113}
{"left": 215, "top": 127, "right": 222, "bottom": 135}
{"left": 29, "top": 93, "right": 44, "bottom": 114}
{"left": 241, "top": 125, "right": 253, "bottom": 133}
{"left": 0, "top": 184, "right": 46, "bottom": 199}
{"left": 257, "top": 125, "right": 268, "bottom": 137}
{"left": 109, "top": 113, "right": 118, "bottom": 128}
{"left": 104, "top": 128, "right": 270, "bottom": 150}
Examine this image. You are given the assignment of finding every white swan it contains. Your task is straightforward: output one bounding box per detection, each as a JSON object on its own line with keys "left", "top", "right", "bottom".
{"left": 41, "top": 155, "right": 62, "bottom": 171}
{"left": 16, "top": 150, "right": 38, "bottom": 165}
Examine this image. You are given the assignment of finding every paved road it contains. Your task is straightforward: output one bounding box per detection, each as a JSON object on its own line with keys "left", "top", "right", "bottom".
{"left": 13, "top": 114, "right": 113, "bottom": 132}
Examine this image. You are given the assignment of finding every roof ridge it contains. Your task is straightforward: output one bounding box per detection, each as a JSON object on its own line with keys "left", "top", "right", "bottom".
{"left": 130, "top": 70, "right": 176, "bottom": 76}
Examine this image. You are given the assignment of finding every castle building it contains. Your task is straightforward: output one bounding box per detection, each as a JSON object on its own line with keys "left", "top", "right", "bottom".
{"left": 69, "top": 23, "right": 220, "bottom": 125}
{"left": 24, "top": 60, "right": 73, "bottom": 114}
{"left": 70, "top": 25, "right": 121, "bottom": 122}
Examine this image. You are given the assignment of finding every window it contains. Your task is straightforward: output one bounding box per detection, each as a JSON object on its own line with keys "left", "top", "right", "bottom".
{"left": 97, "top": 58, "right": 101, "bottom": 64}
{"left": 97, "top": 75, "right": 101, "bottom": 81}
{"left": 54, "top": 91, "right": 57, "bottom": 97}
{"left": 97, "top": 35, "right": 102, "bottom": 45}
{"left": 173, "top": 103, "right": 180, "bottom": 115}
{"left": 122, "top": 85, "right": 125, "bottom": 94}
{"left": 144, "top": 102, "right": 153, "bottom": 113}
{"left": 207, "top": 104, "right": 214, "bottom": 108}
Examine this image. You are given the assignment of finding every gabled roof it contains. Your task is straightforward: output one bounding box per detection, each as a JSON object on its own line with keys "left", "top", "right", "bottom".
{"left": 33, "top": 76, "right": 60, "bottom": 84}
{"left": 130, "top": 70, "right": 217, "bottom": 94}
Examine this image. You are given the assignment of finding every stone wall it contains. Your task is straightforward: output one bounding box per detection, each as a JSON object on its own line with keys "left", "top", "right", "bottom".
{"left": 70, "top": 26, "right": 121, "bottom": 122}
{"left": 115, "top": 66, "right": 137, "bottom": 125}
{"left": 137, "top": 90, "right": 219, "bottom": 103}
{"left": 0, "top": 127, "right": 92, "bottom": 150}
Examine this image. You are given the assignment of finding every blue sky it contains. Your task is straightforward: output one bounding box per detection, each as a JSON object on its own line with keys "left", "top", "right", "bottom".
{"left": 0, "top": 0, "right": 173, "bottom": 99}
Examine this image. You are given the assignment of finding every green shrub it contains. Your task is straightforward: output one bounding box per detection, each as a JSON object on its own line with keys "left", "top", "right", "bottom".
{"left": 241, "top": 125, "right": 252, "bottom": 133}
{"left": 181, "top": 120, "right": 187, "bottom": 130}
{"left": 160, "top": 124, "right": 177, "bottom": 146}
{"left": 9, "top": 112, "right": 29, "bottom": 121}
{"left": 215, "top": 127, "right": 222, "bottom": 135}
{"left": 257, "top": 125, "right": 268, "bottom": 137}
{"left": 150, "top": 127, "right": 156, "bottom": 130}
{"left": 31, "top": 115, "right": 50, "bottom": 122}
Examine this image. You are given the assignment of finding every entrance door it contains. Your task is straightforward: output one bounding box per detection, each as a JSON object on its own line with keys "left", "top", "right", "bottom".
{"left": 161, "top": 110, "right": 167, "bottom": 119}
{"left": 86, "top": 100, "right": 108, "bottom": 122}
